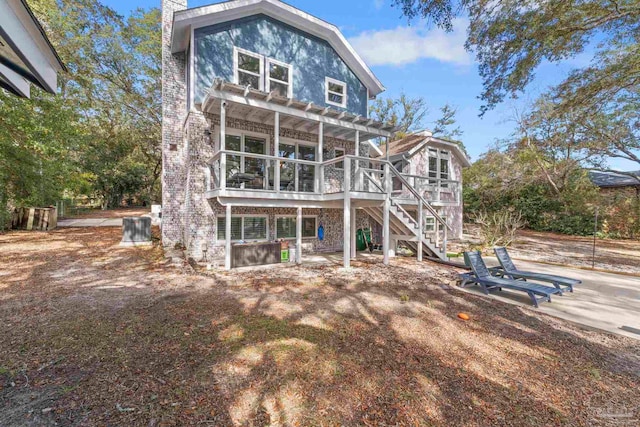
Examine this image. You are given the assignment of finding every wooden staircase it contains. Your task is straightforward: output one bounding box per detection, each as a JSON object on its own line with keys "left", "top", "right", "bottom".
{"left": 363, "top": 196, "right": 447, "bottom": 261}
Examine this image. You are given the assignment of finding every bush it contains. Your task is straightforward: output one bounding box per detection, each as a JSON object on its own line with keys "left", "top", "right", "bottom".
{"left": 473, "top": 209, "right": 527, "bottom": 247}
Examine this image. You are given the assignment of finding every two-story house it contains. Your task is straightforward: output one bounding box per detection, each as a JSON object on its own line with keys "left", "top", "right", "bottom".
{"left": 162, "top": 0, "right": 467, "bottom": 269}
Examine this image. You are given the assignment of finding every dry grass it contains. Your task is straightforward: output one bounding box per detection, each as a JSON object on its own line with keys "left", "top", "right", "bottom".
{"left": 1, "top": 227, "right": 639, "bottom": 426}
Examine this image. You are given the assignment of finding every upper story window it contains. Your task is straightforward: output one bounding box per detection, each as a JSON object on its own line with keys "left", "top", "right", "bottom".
{"left": 233, "top": 47, "right": 292, "bottom": 97}
{"left": 234, "top": 47, "right": 264, "bottom": 90}
{"left": 325, "top": 77, "right": 347, "bottom": 108}
{"left": 428, "top": 149, "right": 451, "bottom": 187}
{"left": 266, "top": 58, "right": 292, "bottom": 98}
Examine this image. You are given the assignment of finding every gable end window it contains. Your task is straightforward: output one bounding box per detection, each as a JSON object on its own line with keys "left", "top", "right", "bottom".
{"left": 234, "top": 47, "right": 264, "bottom": 90}
{"left": 428, "top": 148, "right": 451, "bottom": 188}
{"left": 325, "top": 77, "right": 347, "bottom": 108}
{"left": 266, "top": 58, "right": 292, "bottom": 98}
{"left": 233, "top": 47, "right": 292, "bottom": 98}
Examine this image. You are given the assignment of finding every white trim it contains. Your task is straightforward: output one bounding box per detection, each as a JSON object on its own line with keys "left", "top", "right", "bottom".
{"left": 0, "top": 0, "right": 64, "bottom": 95}
{"left": 233, "top": 46, "right": 264, "bottom": 90}
{"left": 275, "top": 214, "right": 318, "bottom": 239}
{"left": 0, "top": 62, "right": 30, "bottom": 97}
{"left": 325, "top": 77, "right": 347, "bottom": 108}
{"left": 189, "top": 27, "right": 195, "bottom": 110}
{"left": 216, "top": 214, "right": 269, "bottom": 242}
{"left": 203, "top": 85, "right": 395, "bottom": 138}
{"left": 266, "top": 57, "right": 293, "bottom": 98}
{"left": 404, "top": 136, "right": 471, "bottom": 168}
{"left": 171, "top": 0, "right": 385, "bottom": 96}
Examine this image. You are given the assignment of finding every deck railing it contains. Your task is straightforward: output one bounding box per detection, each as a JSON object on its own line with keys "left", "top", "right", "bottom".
{"left": 208, "top": 150, "right": 459, "bottom": 205}
{"left": 208, "top": 152, "right": 450, "bottom": 255}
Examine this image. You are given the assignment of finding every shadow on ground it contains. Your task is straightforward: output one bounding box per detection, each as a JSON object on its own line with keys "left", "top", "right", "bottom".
{"left": 1, "top": 228, "right": 639, "bottom": 426}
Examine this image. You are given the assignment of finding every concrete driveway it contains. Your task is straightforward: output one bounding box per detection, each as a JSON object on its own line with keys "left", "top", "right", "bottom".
{"left": 460, "top": 258, "right": 640, "bottom": 340}
{"left": 58, "top": 218, "right": 123, "bottom": 227}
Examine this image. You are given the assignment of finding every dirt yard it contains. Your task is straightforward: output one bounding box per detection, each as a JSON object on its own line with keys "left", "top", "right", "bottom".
{"left": 1, "top": 228, "right": 639, "bottom": 426}
{"left": 452, "top": 227, "right": 640, "bottom": 275}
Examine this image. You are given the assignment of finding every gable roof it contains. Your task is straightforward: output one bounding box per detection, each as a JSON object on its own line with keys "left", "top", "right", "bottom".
{"left": 375, "top": 131, "right": 471, "bottom": 167}
{"left": 170, "top": 0, "right": 385, "bottom": 97}
{"left": 589, "top": 170, "right": 640, "bottom": 188}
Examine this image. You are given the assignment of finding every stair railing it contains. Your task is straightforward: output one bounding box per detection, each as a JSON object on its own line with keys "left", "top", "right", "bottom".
{"left": 383, "top": 160, "right": 450, "bottom": 254}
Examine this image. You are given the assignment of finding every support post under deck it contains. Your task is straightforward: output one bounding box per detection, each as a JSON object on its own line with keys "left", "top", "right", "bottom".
{"left": 343, "top": 158, "right": 351, "bottom": 268}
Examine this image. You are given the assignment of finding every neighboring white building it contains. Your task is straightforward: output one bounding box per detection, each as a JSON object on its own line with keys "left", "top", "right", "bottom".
{"left": 0, "top": 0, "right": 66, "bottom": 98}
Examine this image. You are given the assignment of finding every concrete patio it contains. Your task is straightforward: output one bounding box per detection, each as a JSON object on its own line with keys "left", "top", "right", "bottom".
{"left": 58, "top": 218, "right": 123, "bottom": 227}
{"left": 461, "top": 257, "right": 640, "bottom": 340}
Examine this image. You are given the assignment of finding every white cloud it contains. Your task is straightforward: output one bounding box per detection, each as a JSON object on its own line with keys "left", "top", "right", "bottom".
{"left": 373, "top": 0, "right": 385, "bottom": 9}
{"left": 348, "top": 18, "right": 472, "bottom": 67}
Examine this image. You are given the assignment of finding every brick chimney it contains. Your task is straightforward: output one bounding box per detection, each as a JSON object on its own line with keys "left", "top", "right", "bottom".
{"left": 161, "top": 0, "right": 188, "bottom": 248}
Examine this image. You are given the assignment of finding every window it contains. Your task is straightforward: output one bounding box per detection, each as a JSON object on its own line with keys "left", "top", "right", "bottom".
{"left": 233, "top": 47, "right": 293, "bottom": 97}
{"left": 424, "top": 217, "right": 436, "bottom": 232}
{"left": 266, "top": 58, "right": 292, "bottom": 98}
{"left": 334, "top": 147, "right": 345, "bottom": 170}
{"left": 217, "top": 215, "right": 268, "bottom": 241}
{"left": 428, "top": 149, "right": 451, "bottom": 188}
{"left": 234, "top": 47, "right": 263, "bottom": 90}
{"left": 225, "top": 133, "right": 269, "bottom": 190}
{"left": 424, "top": 216, "right": 447, "bottom": 232}
{"left": 276, "top": 216, "right": 318, "bottom": 239}
{"left": 302, "top": 217, "right": 317, "bottom": 238}
{"left": 278, "top": 141, "right": 317, "bottom": 192}
{"left": 438, "top": 216, "right": 448, "bottom": 231}
{"left": 325, "top": 77, "right": 346, "bottom": 108}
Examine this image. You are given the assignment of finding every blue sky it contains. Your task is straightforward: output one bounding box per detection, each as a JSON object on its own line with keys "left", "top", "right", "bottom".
{"left": 104, "top": 0, "right": 636, "bottom": 169}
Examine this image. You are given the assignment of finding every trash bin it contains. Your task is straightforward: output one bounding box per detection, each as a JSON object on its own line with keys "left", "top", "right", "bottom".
{"left": 356, "top": 228, "right": 367, "bottom": 251}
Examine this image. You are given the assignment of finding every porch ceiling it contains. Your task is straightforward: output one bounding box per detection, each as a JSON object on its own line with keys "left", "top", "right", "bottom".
{"left": 200, "top": 80, "right": 397, "bottom": 143}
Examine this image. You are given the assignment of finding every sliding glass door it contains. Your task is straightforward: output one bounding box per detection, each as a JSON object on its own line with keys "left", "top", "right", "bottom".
{"left": 224, "top": 133, "right": 268, "bottom": 190}
{"left": 278, "top": 141, "right": 316, "bottom": 192}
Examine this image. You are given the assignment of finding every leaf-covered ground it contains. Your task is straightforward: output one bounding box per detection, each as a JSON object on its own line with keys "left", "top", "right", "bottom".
{"left": 452, "top": 227, "right": 640, "bottom": 275}
{"left": 1, "top": 227, "right": 639, "bottom": 426}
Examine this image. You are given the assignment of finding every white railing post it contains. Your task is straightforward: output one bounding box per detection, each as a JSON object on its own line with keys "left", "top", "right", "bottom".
{"left": 350, "top": 206, "right": 357, "bottom": 259}
{"left": 383, "top": 162, "right": 390, "bottom": 265}
{"left": 220, "top": 102, "right": 227, "bottom": 190}
{"left": 296, "top": 206, "right": 302, "bottom": 264}
{"left": 417, "top": 202, "right": 423, "bottom": 262}
{"left": 318, "top": 122, "right": 324, "bottom": 194}
{"left": 443, "top": 226, "right": 448, "bottom": 256}
{"left": 354, "top": 130, "right": 361, "bottom": 191}
{"left": 343, "top": 157, "right": 351, "bottom": 268}
{"left": 274, "top": 111, "right": 280, "bottom": 193}
{"left": 224, "top": 204, "right": 232, "bottom": 270}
